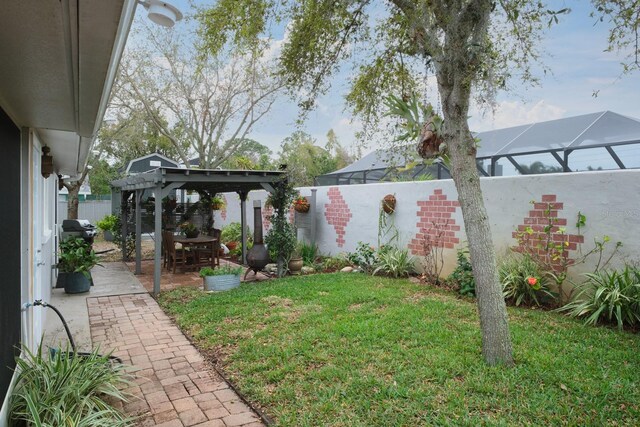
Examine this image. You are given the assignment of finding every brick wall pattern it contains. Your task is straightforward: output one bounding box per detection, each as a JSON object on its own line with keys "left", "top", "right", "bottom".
{"left": 512, "top": 194, "right": 584, "bottom": 270}
{"left": 409, "top": 189, "right": 461, "bottom": 255}
{"left": 324, "top": 187, "right": 352, "bottom": 248}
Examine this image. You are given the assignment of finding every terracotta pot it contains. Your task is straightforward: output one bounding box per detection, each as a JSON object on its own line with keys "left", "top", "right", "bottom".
{"left": 382, "top": 194, "right": 396, "bottom": 214}
{"left": 226, "top": 241, "right": 238, "bottom": 251}
{"left": 211, "top": 202, "right": 223, "bottom": 210}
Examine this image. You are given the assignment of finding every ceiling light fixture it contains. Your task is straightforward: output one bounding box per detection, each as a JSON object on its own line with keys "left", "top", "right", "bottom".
{"left": 139, "top": 0, "right": 183, "bottom": 28}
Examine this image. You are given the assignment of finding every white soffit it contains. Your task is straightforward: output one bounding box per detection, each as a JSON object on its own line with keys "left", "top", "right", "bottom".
{"left": 0, "top": 0, "right": 135, "bottom": 177}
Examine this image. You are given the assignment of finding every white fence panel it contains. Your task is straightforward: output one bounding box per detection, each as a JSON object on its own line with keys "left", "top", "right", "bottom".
{"left": 57, "top": 200, "right": 112, "bottom": 224}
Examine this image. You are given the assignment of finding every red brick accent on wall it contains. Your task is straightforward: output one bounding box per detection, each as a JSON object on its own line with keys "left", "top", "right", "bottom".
{"left": 512, "top": 194, "right": 584, "bottom": 270}
{"left": 324, "top": 187, "right": 352, "bottom": 247}
{"left": 409, "top": 189, "right": 461, "bottom": 255}
{"left": 221, "top": 194, "right": 228, "bottom": 221}
{"left": 262, "top": 204, "right": 273, "bottom": 232}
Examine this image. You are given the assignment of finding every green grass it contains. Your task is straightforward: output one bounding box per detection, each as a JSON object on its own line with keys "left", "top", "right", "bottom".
{"left": 159, "top": 274, "right": 640, "bottom": 426}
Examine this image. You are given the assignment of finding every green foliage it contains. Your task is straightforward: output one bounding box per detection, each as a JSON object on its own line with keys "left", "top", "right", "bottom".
{"left": 384, "top": 94, "right": 443, "bottom": 143}
{"left": 559, "top": 266, "right": 640, "bottom": 330}
{"left": 96, "top": 214, "right": 118, "bottom": 232}
{"left": 278, "top": 131, "right": 348, "bottom": 187}
{"left": 449, "top": 249, "right": 476, "bottom": 297}
{"left": 58, "top": 237, "right": 100, "bottom": 277}
{"left": 298, "top": 241, "right": 319, "bottom": 266}
{"left": 264, "top": 178, "right": 298, "bottom": 276}
{"left": 220, "top": 222, "right": 250, "bottom": 244}
{"left": 499, "top": 253, "right": 555, "bottom": 307}
{"left": 9, "top": 343, "right": 133, "bottom": 426}
{"left": 373, "top": 247, "right": 415, "bottom": 278}
{"left": 200, "top": 265, "right": 244, "bottom": 277}
{"left": 591, "top": 1, "right": 640, "bottom": 75}
{"left": 346, "top": 242, "right": 378, "bottom": 274}
{"left": 112, "top": 215, "right": 135, "bottom": 261}
{"left": 88, "top": 159, "right": 120, "bottom": 195}
{"left": 321, "top": 255, "right": 351, "bottom": 272}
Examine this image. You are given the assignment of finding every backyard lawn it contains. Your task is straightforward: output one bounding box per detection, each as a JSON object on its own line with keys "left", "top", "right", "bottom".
{"left": 159, "top": 274, "right": 640, "bottom": 426}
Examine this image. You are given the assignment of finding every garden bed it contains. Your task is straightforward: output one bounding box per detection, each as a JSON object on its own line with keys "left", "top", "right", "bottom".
{"left": 159, "top": 274, "right": 640, "bottom": 425}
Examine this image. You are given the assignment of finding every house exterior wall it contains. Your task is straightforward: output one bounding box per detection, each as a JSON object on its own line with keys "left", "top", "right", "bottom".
{"left": 0, "top": 109, "right": 23, "bottom": 414}
{"left": 215, "top": 170, "right": 640, "bottom": 278}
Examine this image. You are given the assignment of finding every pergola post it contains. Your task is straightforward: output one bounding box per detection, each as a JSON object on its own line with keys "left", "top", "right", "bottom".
{"left": 153, "top": 184, "right": 162, "bottom": 296}
{"left": 239, "top": 191, "right": 248, "bottom": 265}
{"left": 135, "top": 189, "right": 143, "bottom": 275}
{"left": 121, "top": 191, "right": 128, "bottom": 262}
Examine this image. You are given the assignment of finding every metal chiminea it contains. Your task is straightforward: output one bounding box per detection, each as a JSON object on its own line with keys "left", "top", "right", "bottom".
{"left": 245, "top": 200, "right": 269, "bottom": 278}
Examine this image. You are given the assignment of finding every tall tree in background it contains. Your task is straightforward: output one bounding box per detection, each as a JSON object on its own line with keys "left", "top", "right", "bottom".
{"left": 113, "top": 24, "right": 283, "bottom": 169}
{"left": 220, "top": 138, "right": 275, "bottom": 170}
{"left": 278, "top": 131, "right": 350, "bottom": 186}
{"left": 197, "top": 0, "right": 590, "bottom": 365}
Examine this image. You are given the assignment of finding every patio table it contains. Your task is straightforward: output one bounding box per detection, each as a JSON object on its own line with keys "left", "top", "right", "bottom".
{"left": 173, "top": 235, "right": 218, "bottom": 269}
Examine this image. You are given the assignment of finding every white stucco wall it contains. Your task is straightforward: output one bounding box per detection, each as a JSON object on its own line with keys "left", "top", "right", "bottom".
{"left": 214, "top": 170, "right": 640, "bottom": 278}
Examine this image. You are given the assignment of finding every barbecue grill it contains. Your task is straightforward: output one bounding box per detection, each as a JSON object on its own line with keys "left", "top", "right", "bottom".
{"left": 61, "top": 219, "right": 98, "bottom": 244}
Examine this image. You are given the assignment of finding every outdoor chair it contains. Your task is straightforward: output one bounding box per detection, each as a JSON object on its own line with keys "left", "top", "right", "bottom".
{"left": 163, "top": 231, "right": 195, "bottom": 273}
{"left": 195, "top": 228, "right": 221, "bottom": 267}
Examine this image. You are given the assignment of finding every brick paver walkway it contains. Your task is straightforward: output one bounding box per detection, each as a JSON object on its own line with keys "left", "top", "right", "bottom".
{"left": 89, "top": 293, "right": 264, "bottom": 427}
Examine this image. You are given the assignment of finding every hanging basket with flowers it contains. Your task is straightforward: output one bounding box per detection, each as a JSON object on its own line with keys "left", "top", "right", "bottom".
{"left": 293, "top": 195, "right": 310, "bottom": 213}
{"left": 211, "top": 195, "right": 225, "bottom": 211}
{"left": 382, "top": 194, "right": 396, "bottom": 214}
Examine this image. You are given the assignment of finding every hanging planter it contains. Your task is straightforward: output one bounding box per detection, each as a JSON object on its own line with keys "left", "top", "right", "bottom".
{"left": 417, "top": 120, "right": 444, "bottom": 159}
{"left": 293, "top": 196, "right": 310, "bottom": 213}
{"left": 382, "top": 194, "right": 396, "bottom": 214}
{"left": 211, "top": 196, "right": 225, "bottom": 211}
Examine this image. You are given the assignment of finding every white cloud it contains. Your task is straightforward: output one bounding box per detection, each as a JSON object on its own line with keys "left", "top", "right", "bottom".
{"left": 469, "top": 100, "right": 566, "bottom": 131}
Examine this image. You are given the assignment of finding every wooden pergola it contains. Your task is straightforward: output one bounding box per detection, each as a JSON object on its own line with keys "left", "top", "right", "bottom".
{"left": 111, "top": 167, "right": 287, "bottom": 296}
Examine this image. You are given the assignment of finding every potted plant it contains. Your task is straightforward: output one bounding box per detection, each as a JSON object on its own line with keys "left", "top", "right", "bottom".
{"left": 211, "top": 195, "right": 225, "bottom": 210}
{"left": 96, "top": 214, "right": 118, "bottom": 242}
{"left": 288, "top": 243, "right": 303, "bottom": 275}
{"left": 199, "top": 265, "right": 243, "bottom": 291}
{"left": 292, "top": 195, "right": 310, "bottom": 213}
{"left": 179, "top": 221, "right": 199, "bottom": 238}
{"left": 57, "top": 237, "right": 100, "bottom": 294}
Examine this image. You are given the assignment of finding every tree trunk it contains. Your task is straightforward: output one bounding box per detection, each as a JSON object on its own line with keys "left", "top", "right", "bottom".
{"left": 439, "top": 80, "right": 514, "bottom": 366}
{"left": 66, "top": 184, "right": 81, "bottom": 220}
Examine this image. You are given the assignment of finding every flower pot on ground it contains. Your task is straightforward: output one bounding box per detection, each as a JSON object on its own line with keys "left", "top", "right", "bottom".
{"left": 57, "top": 237, "right": 100, "bottom": 294}
{"left": 288, "top": 257, "right": 303, "bottom": 274}
{"left": 200, "top": 265, "right": 243, "bottom": 291}
{"left": 96, "top": 214, "right": 118, "bottom": 242}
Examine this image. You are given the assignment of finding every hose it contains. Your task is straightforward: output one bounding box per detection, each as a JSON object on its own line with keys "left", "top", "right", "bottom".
{"left": 31, "top": 300, "right": 122, "bottom": 364}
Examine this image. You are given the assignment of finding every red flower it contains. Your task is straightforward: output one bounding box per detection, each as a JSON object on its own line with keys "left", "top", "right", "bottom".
{"left": 527, "top": 276, "right": 537, "bottom": 286}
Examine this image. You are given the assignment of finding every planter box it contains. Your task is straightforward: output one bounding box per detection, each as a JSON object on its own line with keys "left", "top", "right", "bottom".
{"left": 203, "top": 274, "right": 241, "bottom": 292}
{"left": 64, "top": 272, "right": 91, "bottom": 294}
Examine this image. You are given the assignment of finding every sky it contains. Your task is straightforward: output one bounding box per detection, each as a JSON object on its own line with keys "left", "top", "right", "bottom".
{"left": 131, "top": 1, "right": 640, "bottom": 157}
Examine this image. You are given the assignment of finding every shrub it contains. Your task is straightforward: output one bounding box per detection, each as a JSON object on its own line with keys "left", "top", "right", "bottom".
{"left": 58, "top": 237, "right": 100, "bottom": 277}
{"left": 220, "top": 222, "right": 251, "bottom": 244}
{"left": 558, "top": 266, "right": 640, "bottom": 330}
{"left": 298, "top": 241, "right": 319, "bottom": 266}
{"left": 321, "top": 255, "right": 350, "bottom": 272}
{"left": 448, "top": 249, "right": 475, "bottom": 297}
{"left": 96, "top": 214, "right": 118, "bottom": 232}
{"left": 9, "top": 344, "right": 133, "bottom": 426}
{"left": 499, "top": 253, "right": 555, "bottom": 307}
{"left": 373, "top": 247, "right": 415, "bottom": 278}
{"left": 346, "top": 242, "right": 378, "bottom": 274}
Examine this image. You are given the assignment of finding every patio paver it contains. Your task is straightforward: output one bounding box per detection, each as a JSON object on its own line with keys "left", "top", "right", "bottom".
{"left": 88, "top": 293, "right": 264, "bottom": 427}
